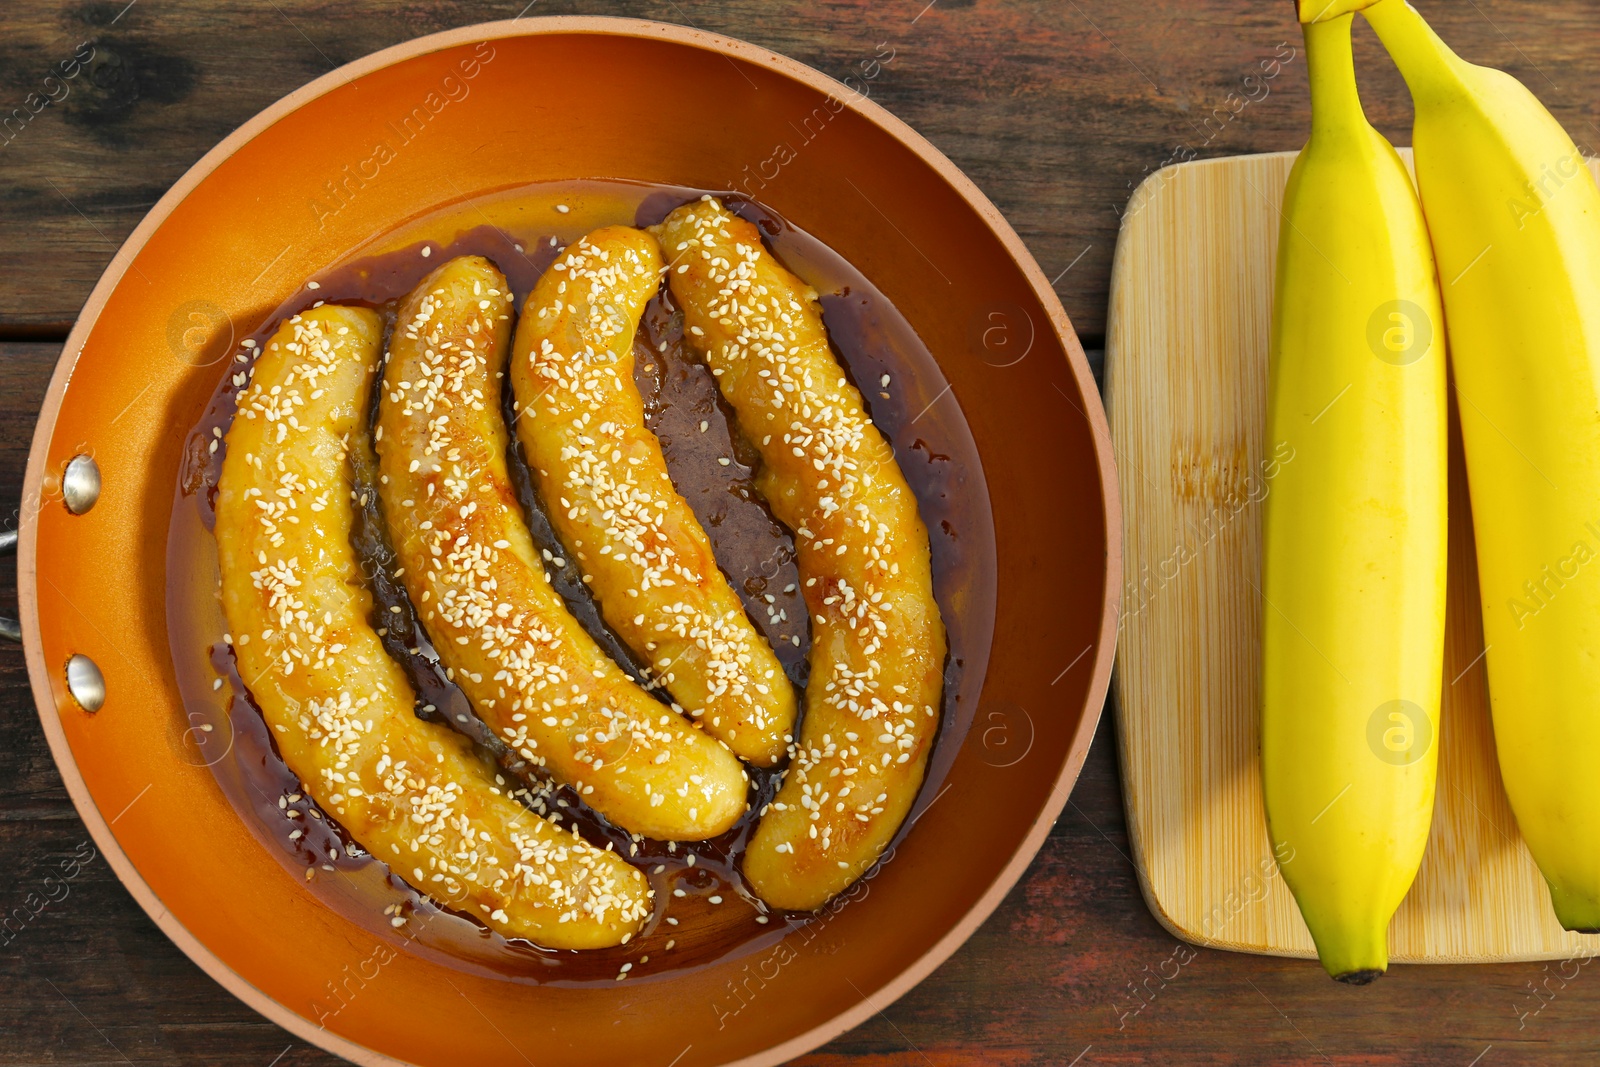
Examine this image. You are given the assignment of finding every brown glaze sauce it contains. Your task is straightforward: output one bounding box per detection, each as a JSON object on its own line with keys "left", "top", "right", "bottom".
{"left": 165, "top": 180, "right": 995, "bottom": 988}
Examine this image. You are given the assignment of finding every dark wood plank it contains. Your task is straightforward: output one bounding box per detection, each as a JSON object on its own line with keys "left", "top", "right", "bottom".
{"left": 2, "top": 1, "right": 1598, "bottom": 339}
{"left": 0, "top": 345, "right": 66, "bottom": 820}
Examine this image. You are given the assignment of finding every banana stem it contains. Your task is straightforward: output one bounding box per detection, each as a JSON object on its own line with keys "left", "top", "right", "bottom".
{"left": 1298, "top": 0, "right": 1381, "bottom": 25}
{"left": 1363, "top": 0, "right": 1467, "bottom": 102}
{"left": 1303, "top": 15, "right": 1366, "bottom": 140}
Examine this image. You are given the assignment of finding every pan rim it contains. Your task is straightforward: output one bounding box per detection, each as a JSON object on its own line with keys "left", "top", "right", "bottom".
{"left": 19, "top": 15, "right": 1122, "bottom": 1067}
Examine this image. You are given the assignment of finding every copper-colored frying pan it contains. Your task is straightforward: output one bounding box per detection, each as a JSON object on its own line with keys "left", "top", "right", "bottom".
{"left": 20, "top": 17, "right": 1118, "bottom": 1067}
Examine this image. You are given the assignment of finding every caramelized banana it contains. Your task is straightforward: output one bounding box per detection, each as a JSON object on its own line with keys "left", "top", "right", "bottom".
{"left": 375, "top": 256, "right": 748, "bottom": 841}
{"left": 656, "top": 200, "right": 946, "bottom": 909}
{"left": 511, "top": 226, "right": 795, "bottom": 766}
{"left": 216, "top": 305, "right": 651, "bottom": 949}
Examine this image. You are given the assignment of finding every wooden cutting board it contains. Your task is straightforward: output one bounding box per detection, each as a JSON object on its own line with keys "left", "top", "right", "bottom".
{"left": 1105, "top": 150, "right": 1600, "bottom": 964}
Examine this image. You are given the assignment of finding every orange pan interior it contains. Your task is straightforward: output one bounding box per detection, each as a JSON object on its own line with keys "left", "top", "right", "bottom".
{"left": 20, "top": 18, "right": 1119, "bottom": 1067}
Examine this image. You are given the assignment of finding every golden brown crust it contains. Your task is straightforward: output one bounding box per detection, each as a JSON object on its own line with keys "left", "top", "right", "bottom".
{"left": 511, "top": 225, "right": 796, "bottom": 766}
{"left": 216, "top": 304, "right": 651, "bottom": 949}
{"left": 656, "top": 200, "right": 946, "bottom": 910}
{"left": 375, "top": 255, "right": 748, "bottom": 841}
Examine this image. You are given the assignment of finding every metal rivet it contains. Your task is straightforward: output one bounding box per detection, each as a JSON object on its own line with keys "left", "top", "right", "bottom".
{"left": 66, "top": 654, "right": 105, "bottom": 713}
{"left": 62, "top": 455, "right": 101, "bottom": 515}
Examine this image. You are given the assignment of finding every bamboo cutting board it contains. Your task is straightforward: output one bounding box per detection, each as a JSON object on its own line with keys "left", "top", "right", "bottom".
{"left": 1105, "top": 151, "right": 1600, "bottom": 963}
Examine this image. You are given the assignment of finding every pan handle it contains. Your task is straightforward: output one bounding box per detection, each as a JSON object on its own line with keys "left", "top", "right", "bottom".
{"left": 0, "top": 528, "right": 19, "bottom": 642}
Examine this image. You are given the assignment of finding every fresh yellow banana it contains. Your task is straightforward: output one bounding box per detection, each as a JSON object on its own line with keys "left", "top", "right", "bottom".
{"left": 1364, "top": 0, "right": 1600, "bottom": 932}
{"left": 1261, "top": 8, "right": 1448, "bottom": 981}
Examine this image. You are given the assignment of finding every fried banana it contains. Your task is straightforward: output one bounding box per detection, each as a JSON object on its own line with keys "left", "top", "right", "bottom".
{"left": 216, "top": 304, "right": 651, "bottom": 949}
{"left": 656, "top": 199, "right": 948, "bottom": 910}
{"left": 511, "top": 226, "right": 796, "bottom": 766}
{"left": 375, "top": 256, "right": 748, "bottom": 841}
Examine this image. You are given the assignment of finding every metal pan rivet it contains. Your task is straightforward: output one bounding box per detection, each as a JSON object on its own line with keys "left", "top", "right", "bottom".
{"left": 62, "top": 455, "right": 101, "bottom": 515}
{"left": 66, "top": 654, "right": 105, "bottom": 713}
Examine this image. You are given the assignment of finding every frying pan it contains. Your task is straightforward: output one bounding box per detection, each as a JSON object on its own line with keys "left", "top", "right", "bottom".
{"left": 19, "top": 17, "right": 1119, "bottom": 1066}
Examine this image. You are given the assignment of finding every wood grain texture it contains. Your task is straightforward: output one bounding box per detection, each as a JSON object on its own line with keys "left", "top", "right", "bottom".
{"left": 4, "top": 0, "right": 1600, "bottom": 1063}
{"left": 2, "top": 1, "right": 1599, "bottom": 338}
{"left": 1107, "top": 152, "right": 1600, "bottom": 965}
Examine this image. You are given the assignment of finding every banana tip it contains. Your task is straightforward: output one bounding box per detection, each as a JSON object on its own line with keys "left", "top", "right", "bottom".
{"left": 1333, "top": 968, "right": 1384, "bottom": 986}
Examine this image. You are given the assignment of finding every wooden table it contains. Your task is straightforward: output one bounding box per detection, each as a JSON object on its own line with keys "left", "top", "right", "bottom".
{"left": 3, "top": 1, "right": 1599, "bottom": 1063}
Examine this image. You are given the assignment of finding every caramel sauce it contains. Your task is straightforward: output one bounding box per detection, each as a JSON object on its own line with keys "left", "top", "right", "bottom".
{"left": 165, "top": 180, "right": 995, "bottom": 987}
